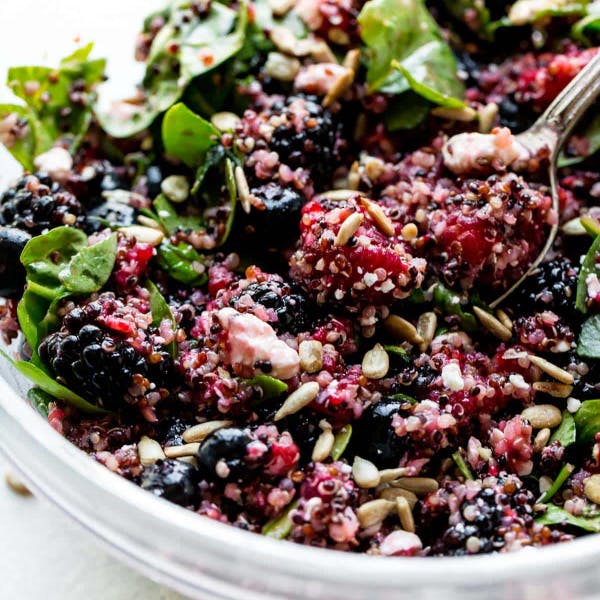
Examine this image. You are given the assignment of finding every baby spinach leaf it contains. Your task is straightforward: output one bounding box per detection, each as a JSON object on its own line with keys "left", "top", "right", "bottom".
{"left": 576, "top": 234, "right": 600, "bottom": 313}
{"left": 162, "top": 103, "right": 220, "bottom": 167}
{"left": 14, "top": 360, "right": 107, "bottom": 415}
{"left": 578, "top": 314, "right": 600, "bottom": 359}
{"left": 157, "top": 241, "right": 208, "bottom": 287}
{"left": 574, "top": 398, "right": 600, "bottom": 443}
{"left": 433, "top": 283, "right": 478, "bottom": 332}
{"left": 262, "top": 499, "right": 298, "bottom": 538}
{"left": 27, "top": 387, "right": 54, "bottom": 417}
{"left": 550, "top": 410, "right": 577, "bottom": 448}
{"left": 153, "top": 194, "right": 204, "bottom": 235}
{"left": 247, "top": 375, "right": 288, "bottom": 399}
{"left": 538, "top": 463, "right": 574, "bottom": 503}
{"left": 537, "top": 503, "right": 600, "bottom": 533}
{"left": 145, "top": 280, "right": 178, "bottom": 358}
{"left": 384, "top": 93, "right": 431, "bottom": 131}
{"left": 331, "top": 425, "right": 353, "bottom": 461}
{"left": 358, "top": 0, "right": 464, "bottom": 102}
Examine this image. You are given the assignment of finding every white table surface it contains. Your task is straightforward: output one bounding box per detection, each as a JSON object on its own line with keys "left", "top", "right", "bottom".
{"left": 0, "top": 1, "right": 186, "bottom": 597}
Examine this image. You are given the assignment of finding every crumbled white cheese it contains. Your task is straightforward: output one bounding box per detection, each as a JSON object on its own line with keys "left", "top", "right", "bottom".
{"left": 34, "top": 147, "right": 73, "bottom": 181}
{"left": 567, "top": 397, "right": 581, "bottom": 414}
{"left": 441, "top": 362, "right": 464, "bottom": 392}
{"left": 509, "top": 374, "right": 530, "bottom": 391}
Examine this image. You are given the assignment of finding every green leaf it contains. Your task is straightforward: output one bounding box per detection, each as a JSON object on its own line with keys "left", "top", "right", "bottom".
{"left": 433, "top": 283, "right": 478, "bottom": 332}
{"left": 156, "top": 241, "right": 208, "bottom": 287}
{"left": 538, "top": 463, "right": 574, "bottom": 503}
{"left": 98, "top": 2, "right": 248, "bottom": 138}
{"left": 27, "top": 387, "right": 54, "bottom": 417}
{"left": 452, "top": 450, "right": 473, "bottom": 480}
{"left": 262, "top": 499, "right": 298, "bottom": 539}
{"left": 145, "top": 280, "right": 178, "bottom": 358}
{"left": 192, "top": 145, "right": 228, "bottom": 194}
{"left": 162, "top": 103, "right": 219, "bottom": 167}
{"left": 384, "top": 93, "right": 431, "bottom": 131}
{"left": 59, "top": 233, "right": 117, "bottom": 294}
{"left": 153, "top": 194, "right": 204, "bottom": 235}
{"left": 578, "top": 315, "right": 600, "bottom": 359}
{"left": 358, "top": 0, "right": 464, "bottom": 102}
{"left": 331, "top": 425, "right": 353, "bottom": 461}
{"left": 550, "top": 410, "right": 576, "bottom": 448}
{"left": 389, "top": 392, "right": 418, "bottom": 404}
{"left": 14, "top": 360, "right": 107, "bottom": 415}
{"left": 247, "top": 375, "right": 288, "bottom": 399}
{"left": 574, "top": 398, "right": 600, "bottom": 443}
{"left": 0, "top": 104, "right": 37, "bottom": 170}
{"left": 536, "top": 503, "right": 600, "bottom": 533}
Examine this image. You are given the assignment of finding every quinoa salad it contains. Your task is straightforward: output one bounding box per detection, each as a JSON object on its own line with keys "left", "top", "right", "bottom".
{"left": 0, "top": 0, "right": 600, "bottom": 558}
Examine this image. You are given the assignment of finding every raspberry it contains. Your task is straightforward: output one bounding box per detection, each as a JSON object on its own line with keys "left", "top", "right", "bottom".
{"left": 0, "top": 172, "right": 84, "bottom": 235}
{"left": 290, "top": 196, "right": 426, "bottom": 309}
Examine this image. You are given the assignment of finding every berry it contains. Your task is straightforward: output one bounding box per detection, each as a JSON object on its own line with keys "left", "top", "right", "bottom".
{"left": 85, "top": 200, "right": 137, "bottom": 232}
{"left": 196, "top": 428, "right": 255, "bottom": 482}
{"left": 0, "top": 227, "right": 30, "bottom": 298}
{"left": 140, "top": 459, "right": 199, "bottom": 506}
{"left": 0, "top": 173, "right": 84, "bottom": 235}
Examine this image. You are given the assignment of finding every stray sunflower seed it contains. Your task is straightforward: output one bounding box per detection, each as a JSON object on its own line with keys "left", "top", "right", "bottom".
{"left": 234, "top": 165, "right": 252, "bottom": 214}
{"left": 360, "top": 197, "right": 394, "bottom": 237}
{"left": 532, "top": 381, "right": 573, "bottom": 398}
{"left": 396, "top": 496, "right": 416, "bottom": 533}
{"left": 356, "top": 499, "right": 395, "bottom": 528}
{"left": 478, "top": 102, "right": 498, "bottom": 133}
{"left": 323, "top": 68, "right": 354, "bottom": 108}
{"left": 533, "top": 427, "right": 551, "bottom": 453}
{"left": 362, "top": 343, "right": 390, "bottom": 380}
{"left": 343, "top": 48, "right": 361, "bottom": 73}
{"left": 352, "top": 456, "right": 381, "bottom": 488}
{"left": 528, "top": 355, "right": 574, "bottom": 385}
{"left": 309, "top": 40, "right": 337, "bottom": 63}
{"left": 211, "top": 111, "right": 240, "bottom": 132}
{"left": 137, "top": 215, "right": 163, "bottom": 230}
{"left": 431, "top": 105, "right": 478, "bottom": 122}
{"left": 384, "top": 315, "right": 424, "bottom": 346}
{"left": 269, "top": 26, "right": 305, "bottom": 55}
{"left": 320, "top": 189, "right": 357, "bottom": 201}
{"left": 163, "top": 443, "right": 200, "bottom": 458}
{"left": 562, "top": 217, "right": 586, "bottom": 236}
{"left": 495, "top": 308, "right": 513, "bottom": 331}
{"left": 138, "top": 436, "right": 166, "bottom": 466}
{"left": 473, "top": 306, "right": 512, "bottom": 342}
{"left": 334, "top": 212, "right": 363, "bottom": 246}
{"left": 5, "top": 471, "right": 31, "bottom": 496}
{"left": 118, "top": 225, "right": 164, "bottom": 246}
{"left": 379, "top": 467, "right": 410, "bottom": 484}
{"left": 416, "top": 312, "right": 437, "bottom": 352}
{"left": 182, "top": 420, "right": 233, "bottom": 443}
{"left": 299, "top": 340, "right": 324, "bottom": 374}
{"left": 379, "top": 486, "right": 418, "bottom": 508}
{"left": 584, "top": 474, "right": 600, "bottom": 504}
{"left": 521, "top": 404, "right": 562, "bottom": 429}
{"left": 274, "top": 381, "right": 320, "bottom": 421}
{"left": 161, "top": 175, "right": 190, "bottom": 203}
{"left": 392, "top": 477, "right": 439, "bottom": 496}
{"left": 312, "top": 427, "right": 335, "bottom": 462}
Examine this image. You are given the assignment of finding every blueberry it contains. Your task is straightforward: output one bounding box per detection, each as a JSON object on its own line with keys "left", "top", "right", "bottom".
{"left": 0, "top": 227, "right": 30, "bottom": 298}
{"left": 140, "top": 459, "right": 199, "bottom": 506}
{"left": 196, "top": 428, "right": 253, "bottom": 482}
{"left": 85, "top": 200, "right": 137, "bottom": 232}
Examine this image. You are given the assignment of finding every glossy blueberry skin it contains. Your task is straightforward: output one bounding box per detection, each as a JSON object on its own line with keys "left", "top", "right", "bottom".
{"left": 0, "top": 227, "right": 30, "bottom": 298}
{"left": 196, "top": 428, "right": 253, "bottom": 482}
{"left": 139, "top": 459, "right": 199, "bottom": 506}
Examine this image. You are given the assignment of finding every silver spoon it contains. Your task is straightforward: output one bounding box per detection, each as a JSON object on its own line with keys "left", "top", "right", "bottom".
{"left": 442, "top": 50, "right": 600, "bottom": 308}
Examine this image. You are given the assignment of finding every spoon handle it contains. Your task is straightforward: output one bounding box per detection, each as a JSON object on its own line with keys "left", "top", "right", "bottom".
{"left": 535, "top": 50, "right": 600, "bottom": 153}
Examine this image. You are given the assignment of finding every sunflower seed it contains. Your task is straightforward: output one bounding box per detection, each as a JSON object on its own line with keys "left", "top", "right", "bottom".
{"left": 528, "top": 355, "right": 574, "bottom": 385}
{"left": 299, "top": 340, "right": 324, "bottom": 374}
{"left": 234, "top": 165, "right": 252, "bottom": 214}
{"left": 312, "top": 427, "right": 335, "bottom": 462}
{"left": 343, "top": 48, "right": 361, "bottom": 73}
{"left": 356, "top": 499, "right": 395, "bottom": 528}
{"left": 360, "top": 197, "right": 394, "bottom": 237}
{"left": 211, "top": 111, "right": 240, "bottom": 132}
{"left": 431, "top": 106, "right": 478, "bottom": 122}
{"left": 585, "top": 474, "right": 600, "bottom": 504}
{"left": 396, "top": 496, "right": 416, "bottom": 533}
{"left": 118, "top": 225, "right": 164, "bottom": 246}
{"left": 379, "top": 467, "right": 410, "bottom": 484}
{"left": 270, "top": 26, "right": 305, "bottom": 55}
{"left": 379, "top": 486, "right": 418, "bottom": 508}
{"left": 417, "top": 312, "right": 437, "bottom": 352}
{"left": 473, "top": 306, "right": 512, "bottom": 342}
{"left": 562, "top": 217, "right": 587, "bottom": 236}
{"left": 163, "top": 443, "right": 200, "bottom": 458}
{"left": 137, "top": 215, "right": 163, "bottom": 230}
{"left": 392, "top": 477, "right": 439, "bottom": 496}
{"left": 161, "top": 175, "right": 190, "bottom": 203}
{"left": 334, "top": 212, "right": 363, "bottom": 246}
{"left": 361, "top": 343, "right": 390, "bottom": 380}
{"left": 352, "top": 456, "right": 381, "bottom": 488}
{"left": 5, "top": 471, "right": 31, "bottom": 496}
{"left": 521, "top": 404, "right": 562, "bottom": 429}
{"left": 532, "top": 381, "right": 574, "bottom": 398}
{"left": 264, "top": 52, "right": 301, "bottom": 82}
{"left": 182, "top": 420, "right": 233, "bottom": 443}
{"left": 323, "top": 68, "right": 354, "bottom": 108}
{"left": 384, "top": 315, "right": 424, "bottom": 346}
{"left": 478, "top": 102, "right": 498, "bottom": 133}
{"left": 495, "top": 308, "right": 513, "bottom": 331}
{"left": 320, "top": 189, "right": 357, "bottom": 201}
{"left": 533, "top": 427, "right": 551, "bottom": 453}
{"left": 274, "top": 381, "right": 320, "bottom": 421}
{"left": 138, "top": 436, "right": 166, "bottom": 466}
{"left": 309, "top": 40, "right": 337, "bottom": 63}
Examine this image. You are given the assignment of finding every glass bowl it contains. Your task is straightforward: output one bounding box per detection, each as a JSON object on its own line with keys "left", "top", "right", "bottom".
{"left": 1, "top": 360, "right": 600, "bottom": 600}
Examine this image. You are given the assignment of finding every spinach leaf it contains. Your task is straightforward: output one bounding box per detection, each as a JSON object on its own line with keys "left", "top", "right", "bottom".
{"left": 192, "top": 145, "right": 228, "bottom": 193}
{"left": 1, "top": 44, "right": 105, "bottom": 168}
{"left": 574, "top": 399, "right": 600, "bottom": 443}
{"left": 162, "top": 103, "right": 220, "bottom": 167}
{"left": 384, "top": 93, "right": 431, "bottom": 131}
{"left": 538, "top": 463, "right": 574, "bottom": 503}
{"left": 98, "top": 1, "right": 248, "bottom": 138}
{"left": 247, "top": 375, "right": 288, "bottom": 399}
{"left": 331, "top": 425, "right": 353, "bottom": 461}
{"left": 153, "top": 194, "right": 204, "bottom": 235}
{"left": 572, "top": 7, "right": 600, "bottom": 43}
{"left": 27, "top": 388, "right": 54, "bottom": 417}
{"left": 576, "top": 234, "right": 600, "bottom": 313}
{"left": 156, "top": 241, "right": 208, "bottom": 286}
{"left": 262, "top": 499, "right": 298, "bottom": 538}
{"left": 145, "top": 280, "right": 178, "bottom": 358}
{"left": 536, "top": 503, "right": 600, "bottom": 533}
{"left": 550, "top": 410, "right": 577, "bottom": 448}
{"left": 578, "top": 315, "right": 600, "bottom": 359}
{"left": 358, "top": 0, "right": 464, "bottom": 103}
{"left": 433, "top": 283, "right": 478, "bottom": 332}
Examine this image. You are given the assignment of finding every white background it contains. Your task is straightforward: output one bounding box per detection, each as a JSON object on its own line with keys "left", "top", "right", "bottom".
{"left": 0, "top": 1, "right": 185, "bottom": 598}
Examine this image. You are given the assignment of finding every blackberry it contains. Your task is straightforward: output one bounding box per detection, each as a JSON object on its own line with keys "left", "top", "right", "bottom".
{"left": 511, "top": 257, "right": 579, "bottom": 317}
{"left": 139, "top": 459, "right": 199, "bottom": 507}
{"left": 85, "top": 200, "right": 137, "bottom": 232}
{"left": 196, "top": 427, "right": 255, "bottom": 482}
{"left": 0, "top": 173, "right": 84, "bottom": 235}
{"left": 0, "top": 227, "right": 30, "bottom": 298}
